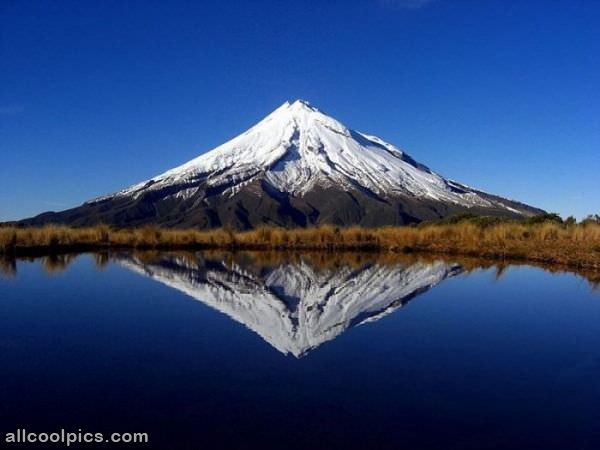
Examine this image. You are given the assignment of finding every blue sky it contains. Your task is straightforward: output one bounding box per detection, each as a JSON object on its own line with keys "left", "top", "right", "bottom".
{"left": 1, "top": 0, "right": 598, "bottom": 221}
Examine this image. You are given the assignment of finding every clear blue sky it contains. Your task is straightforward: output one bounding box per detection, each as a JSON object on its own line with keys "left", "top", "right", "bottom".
{"left": 1, "top": 0, "right": 598, "bottom": 221}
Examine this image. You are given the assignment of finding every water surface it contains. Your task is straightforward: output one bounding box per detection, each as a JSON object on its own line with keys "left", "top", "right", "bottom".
{"left": 1, "top": 252, "right": 599, "bottom": 449}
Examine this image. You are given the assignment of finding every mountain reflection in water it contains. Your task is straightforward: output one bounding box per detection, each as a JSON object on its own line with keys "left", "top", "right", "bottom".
{"left": 2, "top": 250, "right": 598, "bottom": 358}
{"left": 115, "top": 252, "right": 463, "bottom": 357}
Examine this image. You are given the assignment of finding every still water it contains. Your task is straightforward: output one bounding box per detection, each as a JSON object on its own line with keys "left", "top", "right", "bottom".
{"left": 1, "top": 252, "right": 599, "bottom": 449}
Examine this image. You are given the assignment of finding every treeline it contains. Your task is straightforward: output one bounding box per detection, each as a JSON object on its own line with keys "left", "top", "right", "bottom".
{"left": 427, "top": 212, "right": 600, "bottom": 227}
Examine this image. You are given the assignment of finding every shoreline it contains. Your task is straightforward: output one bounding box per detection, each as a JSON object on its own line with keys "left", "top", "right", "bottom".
{"left": 1, "top": 222, "right": 599, "bottom": 273}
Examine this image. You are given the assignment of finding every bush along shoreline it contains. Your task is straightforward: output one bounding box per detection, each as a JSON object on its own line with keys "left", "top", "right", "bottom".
{"left": 1, "top": 214, "right": 600, "bottom": 270}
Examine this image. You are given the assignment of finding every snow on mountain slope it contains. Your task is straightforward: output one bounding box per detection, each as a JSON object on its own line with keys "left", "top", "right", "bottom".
{"left": 92, "top": 100, "right": 504, "bottom": 209}
{"left": 117, "top": 253, "right": 462, "bottom": 357}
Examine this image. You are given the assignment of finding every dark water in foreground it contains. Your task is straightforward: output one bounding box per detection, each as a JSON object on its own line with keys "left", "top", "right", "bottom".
{"left": 1, "top": 252, "right": 599, "bottom": 449}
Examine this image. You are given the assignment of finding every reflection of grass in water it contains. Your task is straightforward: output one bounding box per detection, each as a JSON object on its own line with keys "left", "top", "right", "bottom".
{"left": 93, "top": 252, "right": 110, "bottom": 270}
{"left": 0, "top": 249, "right": 598, "bottom": 290}
{"left": 0, "top": 256, "right": 16, "bottom": 277}
{"left": 124, "top": 250, "right": 600, "bottom": 290}
{"left": 41, "top": 254, "right": 78, "bottom": 275}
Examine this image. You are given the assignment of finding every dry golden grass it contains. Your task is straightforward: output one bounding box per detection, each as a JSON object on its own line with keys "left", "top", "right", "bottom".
{"left": 1, "top": 222, "right": 599, "bottom": 269}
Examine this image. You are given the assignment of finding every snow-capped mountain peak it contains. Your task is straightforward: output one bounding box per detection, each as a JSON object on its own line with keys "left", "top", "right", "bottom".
{"left": 24, "top": 100, "right": 542, "bottom": 228}
{"left": 106, "top": 100, "right": 481, "bottom": 203}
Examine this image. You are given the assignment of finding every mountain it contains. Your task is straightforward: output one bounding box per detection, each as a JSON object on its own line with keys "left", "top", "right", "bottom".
{"left": 117, "top": 252, "right": 463, "bottom": 357}
{"left": 21, "top": 100, "right": 543, "bottom": 228}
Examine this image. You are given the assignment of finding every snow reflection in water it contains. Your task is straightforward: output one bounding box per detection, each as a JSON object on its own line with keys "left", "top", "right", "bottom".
{"left": 116, "top": 252, "right": 463, "bottom": 357}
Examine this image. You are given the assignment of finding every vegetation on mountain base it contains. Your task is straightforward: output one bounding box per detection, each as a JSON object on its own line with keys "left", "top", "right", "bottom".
{"left": 1, "top": 213, "right": 600, "bottom": 270}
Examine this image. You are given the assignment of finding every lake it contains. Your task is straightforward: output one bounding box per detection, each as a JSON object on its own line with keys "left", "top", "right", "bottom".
{"left": 1, "top": 251, "right": 599, "bottom": 449}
